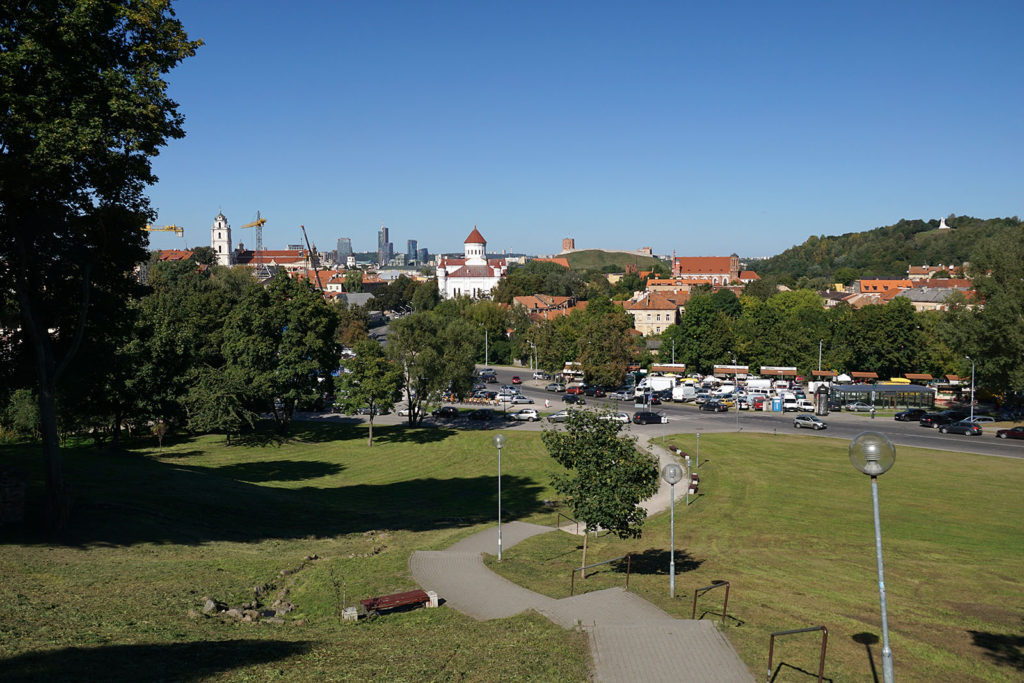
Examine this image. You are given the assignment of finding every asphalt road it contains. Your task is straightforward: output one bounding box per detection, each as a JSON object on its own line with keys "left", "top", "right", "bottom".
{"left": 465, "top": 365, "right": 1024, "bottom": 461}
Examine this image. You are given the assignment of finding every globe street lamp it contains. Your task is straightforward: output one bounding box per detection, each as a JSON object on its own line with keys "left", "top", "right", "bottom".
{"left": 849, "top": 432, "right": 896, "bottom": 683}
{"left": 965, "top": 356, "right": 975, "bottom": 422}
{"left": 492, "top": 434, "right": 505, "bottom": 561}
{"left": 661, "top": 462, "right": 685, "bottom": 598}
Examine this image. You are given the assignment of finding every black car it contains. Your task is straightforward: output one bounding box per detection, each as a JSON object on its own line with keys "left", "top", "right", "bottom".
{"left": 467, "top": 409, "right": 495, "bottom": 421}
{"left": 894, "top": 408, "right": 927, "bottom": 422}
{"left": 700, "top": 400, "right": 728, "bottom": 412}
{"left": 939, "top": 420, "right": 982, "bottom": 436}
{"left": 632, "top": 411, "right": 664, "bottom": 425}
{"left": 583, "top": 386, "right": 607, "bottom": 398}
{"left": 562, "top": 394, "right": 586, "bottom": 405}
{"left": 432, "top": 406, "right": 459, "bottom": 419}
{"left": 920, "top": 411, "right": 968, "bottom": 428}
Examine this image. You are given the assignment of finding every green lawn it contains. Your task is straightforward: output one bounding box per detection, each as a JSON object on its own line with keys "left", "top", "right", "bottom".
{"left": 0, "top": 422, "right": 587, "bottom": 681}
{"left": 485, "top": 432, "right": 1024, "bottom": 682}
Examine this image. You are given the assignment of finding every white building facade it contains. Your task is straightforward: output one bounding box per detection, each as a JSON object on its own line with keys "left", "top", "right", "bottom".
{"left": 211, "top": 212, "right": 233, "bottom": 266}
{"left": 436, "top": 227, "right": 507, "bottom": 299}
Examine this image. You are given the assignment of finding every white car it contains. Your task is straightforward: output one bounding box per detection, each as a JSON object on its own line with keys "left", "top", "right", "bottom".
{"left": 793, "top": 415, "right": 827, "bottom": 430}
{"left": 600, "top": 411, "right": 631, "bottom": 424}
{"left": 607, "top": 390, "right": 632, "bottom": 400}
{"left": 965, "top": 415, "right": 995, "bottom": 424}
{"left": 510, "top": 408, "right": 540, "bottom": 422}
{"left": 397, "top": 406, "right": 422, "bottom": 417}
{"left": 511, "top": 395, "right": 534, "bottom": 404}
{"left": 532, "top": 371, "right": 551, "bottom": 380}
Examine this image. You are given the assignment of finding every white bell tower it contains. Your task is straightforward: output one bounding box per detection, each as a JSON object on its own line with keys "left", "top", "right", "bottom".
{"left": 211, "top": 212, "right": 233, "bottom": 266}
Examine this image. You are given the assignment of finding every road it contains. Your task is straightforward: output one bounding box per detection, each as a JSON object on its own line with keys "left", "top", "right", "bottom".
{"left": 462, "top": 365, "right": 1024, "bottom": 460}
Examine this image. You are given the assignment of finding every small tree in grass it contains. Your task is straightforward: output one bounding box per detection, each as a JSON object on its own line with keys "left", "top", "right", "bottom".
{"left": 542, "top": 410, "right": 659, "bottom": 577}
{"left": 338, "top": 340, "right": 403, "bottom": 446}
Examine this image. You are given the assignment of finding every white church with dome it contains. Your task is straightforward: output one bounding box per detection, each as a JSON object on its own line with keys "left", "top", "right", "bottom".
{"left": 436, "top": 227, "right": 507, "bottom": 299}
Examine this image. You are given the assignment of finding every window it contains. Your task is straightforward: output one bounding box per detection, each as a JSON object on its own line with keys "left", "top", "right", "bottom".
{"left": 647, "top": 313, "right": 652, "bottom": 321}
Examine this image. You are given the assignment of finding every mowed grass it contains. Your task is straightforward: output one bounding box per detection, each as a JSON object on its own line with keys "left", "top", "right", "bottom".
{"left": 0, "top": 422, "right": 587, "bottom": 681}
{"left": 486, "top": 433, "right": 1024, "bottom": 682}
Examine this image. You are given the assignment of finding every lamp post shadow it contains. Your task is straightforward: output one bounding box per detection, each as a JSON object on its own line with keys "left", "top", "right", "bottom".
{"left": 852, "top": 632, "right": 880, "bottom": 683}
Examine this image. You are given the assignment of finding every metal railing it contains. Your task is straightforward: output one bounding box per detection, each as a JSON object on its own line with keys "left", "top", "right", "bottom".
{"left": 691, "top": 579, "right": 730, "bottom": 626}
{"left": 569, "top": 554, "right": 631, "bottom": 596}
{"left": 766, "top": 625, "right": 828, "bottom": 683}
{"left": 556, "top": 512, "right": 579, "bottom": 534}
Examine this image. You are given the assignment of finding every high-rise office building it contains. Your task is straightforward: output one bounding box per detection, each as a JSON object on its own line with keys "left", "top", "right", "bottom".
{"left": 418, "top": 247, "right": 429, "bottom": 264}
{"left": 407, "top": 239, "right": 418, "bottom": 262}
{"left": 377, "top": 226, "right": 389, "bottom": 265}
{"left": 337, "top": 237, "right": 352, "bottom": 261}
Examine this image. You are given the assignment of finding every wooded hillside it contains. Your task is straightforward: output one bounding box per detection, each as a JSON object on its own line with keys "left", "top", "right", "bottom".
{"left": 750, "top": 216, "right": 1023, "bottom": 281}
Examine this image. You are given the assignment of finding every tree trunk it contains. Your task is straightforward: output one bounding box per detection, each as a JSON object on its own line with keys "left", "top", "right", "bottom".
{"left": 32, "top": 342, "right": 69, "bottom": 529}
{"left": 367, "top": 415, "right": 374, "bottom": 446}
{"left": 581, "top": 528, "right": 589, "bottom": 579}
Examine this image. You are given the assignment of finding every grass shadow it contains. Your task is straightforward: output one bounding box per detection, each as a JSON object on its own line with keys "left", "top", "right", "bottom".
{"left": 851, "top": 632, "right": 880, "bottom": 683}
{"left": 0, "top": 639, "right": 312, "bottom": 682}
{"left": 211, "top": 459, "right": 345, "bottom": 483}
{"left": 969, "top": 630, "right": 1024, "bottom": 671}
{"left": 611, "top": 548, "right": 703, "bottom": 575}
{"left": 371, "top": 425, "right": 457, "bottom": 445}
{"left": 769, "top": 662, "right": 833, "bottom": 683}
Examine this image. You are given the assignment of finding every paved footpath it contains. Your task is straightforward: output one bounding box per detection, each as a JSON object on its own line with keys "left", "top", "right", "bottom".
{"left": 410, "top": 436, "right": 754, "bottom": 683}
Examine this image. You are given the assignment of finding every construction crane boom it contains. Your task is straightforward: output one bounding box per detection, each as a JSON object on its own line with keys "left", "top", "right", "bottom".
{"left": 299, "top": 224, "right": 325, "bottom": 295}
{"left": 240, "top": 211, "right": 270, "bottom": 279}
{"left": 142, "top": 224, "right": 184, "bottom": 238}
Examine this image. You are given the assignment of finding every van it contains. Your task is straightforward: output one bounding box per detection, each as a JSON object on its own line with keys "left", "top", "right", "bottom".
{"left": 782, "top": 394, "right": 799, "bottom": 412}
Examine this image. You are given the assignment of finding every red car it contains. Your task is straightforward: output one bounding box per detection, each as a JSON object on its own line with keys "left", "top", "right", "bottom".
{"left": 996, "top": 426, "right": 1024, "bottom": 440}
{"left": 510, "top": 376, "right": 521, "bottom": 384}
{"left": 566, "top": 385, "right": 585, "bottom": 395}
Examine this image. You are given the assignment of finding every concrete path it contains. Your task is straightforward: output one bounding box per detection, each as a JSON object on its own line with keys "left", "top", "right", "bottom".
{"left": 410, "top": 521, "right": 754, "bottom": 682}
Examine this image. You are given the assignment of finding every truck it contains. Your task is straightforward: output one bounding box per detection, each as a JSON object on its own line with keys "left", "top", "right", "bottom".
{"left": 672, "top": 383, "right": 697, "bottom": 402}
{"left": 745, "top": 378, "right": 773, "bottom": 396}
{"left": 635, "top": 375, "right": 676, "bottom": 397}
{"left": 713, "top": 383, "right": 737, "bottom": 398}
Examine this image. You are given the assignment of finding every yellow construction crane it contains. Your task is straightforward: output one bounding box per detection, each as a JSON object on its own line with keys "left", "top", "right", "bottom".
{"left": 142, "top": 224, "right": 184, "bottom": 238}
{"left": 241, "top": 211, "right": 270, "bottom": 278}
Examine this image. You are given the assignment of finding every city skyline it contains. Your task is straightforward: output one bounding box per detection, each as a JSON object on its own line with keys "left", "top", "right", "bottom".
{"left": 144, "top": 2, "right": 1022, "bottom": 257}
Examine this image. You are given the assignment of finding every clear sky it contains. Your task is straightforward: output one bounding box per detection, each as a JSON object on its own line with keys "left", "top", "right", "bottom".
{"left": 146, "top": 1, "right": 1023, "bottom": 259}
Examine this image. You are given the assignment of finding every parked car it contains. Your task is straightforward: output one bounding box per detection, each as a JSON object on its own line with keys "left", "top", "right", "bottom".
{"left": 607, "top": 390, "right": 632, "bottom": 400}
{"left": 432, "top": 406, "right": 459, "bottom": 419}
{"left": 600, "top": 411, "right": 631, "bottom": 424}
{"left": 511, "top": 395, "right": 534, "bottom": 404}
{"left": 356, "top": 406, "right": 388, "bottom": 415}
{"left": 510, "top": 376, "right": 522, "bottom": 384}
{"left": 545, "top": 382, "right": 566, "bottom": 392}
{"left": 632, "top": 411, "right": 666, "bottom": 425}
{"left": 565, "top": 385, "right": 586, "bottom": 395}
{"left": 894, "top": 408, "right": 927, "bottom": 422}
{"left": 547, "top": 410, "right": 570, "bottom": 423}
{"left": 700, "top": 400, "right": 728, "bottom": 413}
{"left": 737, "top": 398, "right": 750, "bottom": 410}
{"left": 845, "top": 401, "right": 873, "bottom": 412}
{"left": 920, "top": 411, "right": 969, "bottom": 428}
{"left": 793, "top": 415, "right": 827, "bottom": 430}
{"left": 467, "top": 409, "right": 495, "bottom": 421}
{"left": 965, "top": 415, "right": 995, "bottom": 424}
{"left": 996, "top": 426, "right": 1024, "bottom": 439}
{"left": 695, "top": 393, "right": 710, "bottom": 405}
{"left": 562, "top": 394, "right": 586, "bottom": 405}
{"left": 940, "top": 420, "right": 982, "bottom": 436}
{"left": 483, "top": 375, "right": 498, "bottom": 384}
{"left": 796, "top": 399, "right": 815, "bottom": 412}
{"left": 397, "top": 406, "right": 422, "bottom": 417}
{"left": 584, "top": 386, "right": 607, "bottom": 398}
{"left": 533, "top": 371, "right": 551, "bottom": 380}
{"left": 510, "top": 408, "right": 539, "bottom": 422}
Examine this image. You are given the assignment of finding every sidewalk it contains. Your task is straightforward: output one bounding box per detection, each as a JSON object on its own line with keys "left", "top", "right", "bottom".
{"left": 410, "top": 520, "right": 753, "bottom": 682}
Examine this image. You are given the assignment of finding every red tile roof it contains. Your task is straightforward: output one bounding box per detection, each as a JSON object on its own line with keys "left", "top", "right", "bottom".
{"left": 464, "top": 227, "right": 486, "bottom": 244}
{"left": 158, "top": 249, "right": 194, "bottom": 261}
{"left": 673, "top": 257, "right": 733, "bottom": 274}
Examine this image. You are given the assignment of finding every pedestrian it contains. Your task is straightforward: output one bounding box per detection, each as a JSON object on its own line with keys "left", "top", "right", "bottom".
{"left": 544, "top": 399, "right": 550, "bottom": 409}
{"left": 870, "top": 406, "right": 876, "bottom": 419}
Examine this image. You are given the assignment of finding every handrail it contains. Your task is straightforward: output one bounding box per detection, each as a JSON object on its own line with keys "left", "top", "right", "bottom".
{"left": 691, "top": 580, "right": 730, "bottom": 626}
{"left": 556, "top": 511, "right": 579, "bottom": 534}
{"left": 766, "top": 625, "right": 828, "bottom": 683}
{"left": 569, "top": 554, "right": 631, "bottom": 596}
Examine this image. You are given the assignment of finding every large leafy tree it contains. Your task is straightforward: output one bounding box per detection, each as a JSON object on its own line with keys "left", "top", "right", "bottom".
{"left": 0, "top": 1, "right": 200, "bottom": 524}
{"left": 387, "top": 311, "right": 476, "bottom": 425}
{"left": 542, "top": 410, "right": 659, "bottom": 576}
{"left": 338, "top": 340, "right": 403, "bottom": 446}
{"left": 222, "top": 273, "right": 338, "bottom": 433}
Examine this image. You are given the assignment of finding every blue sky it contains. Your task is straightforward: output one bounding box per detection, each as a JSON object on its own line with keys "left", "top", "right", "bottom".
{"left": 146, "top": 1, "right": 1023, "bottom": 259}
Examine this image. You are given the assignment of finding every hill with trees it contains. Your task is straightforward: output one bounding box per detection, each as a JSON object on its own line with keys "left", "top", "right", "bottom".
{"left": 564, "top": 249, "right": 667, "bottom": 272}
{"left": 750, "top": 215, "right": 1023, "bottom": 283}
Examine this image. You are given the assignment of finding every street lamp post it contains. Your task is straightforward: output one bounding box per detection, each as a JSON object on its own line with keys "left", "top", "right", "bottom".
{"left": 695, "top": 432, "right": 701, "bottom": 469}
{"left": 493, "top": 434, "right": 505, "bottom": 561}
{"left": 849, "top": 432, "right": 896, "bottom": 683}
{"left": 661, "top": 463, "right": 685, "bottom": 598}
{"left": 965, "top": 356, "right": 975, "bottom": 422}
{"left": 528, "top": 341, "right": 536, "bottom": 372}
